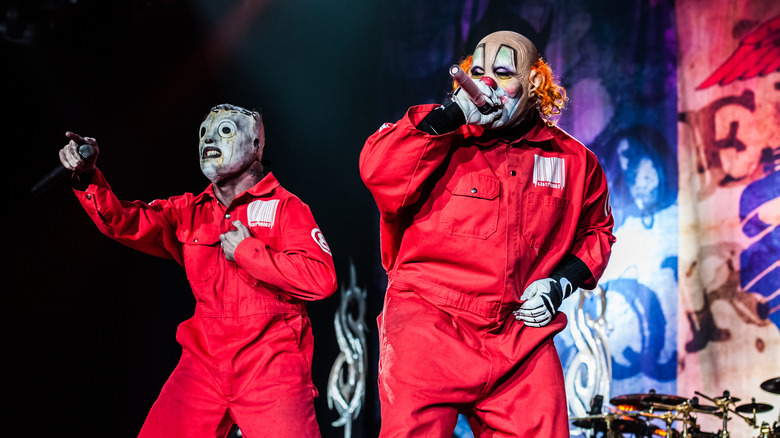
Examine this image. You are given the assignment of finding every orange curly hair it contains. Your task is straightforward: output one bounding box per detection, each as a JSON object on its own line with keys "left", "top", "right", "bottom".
{"left": 452, "top": 55, "right": 567, "bottom": 124}
{"left": 531, "top": 58, "right": 566, "bottom": 122}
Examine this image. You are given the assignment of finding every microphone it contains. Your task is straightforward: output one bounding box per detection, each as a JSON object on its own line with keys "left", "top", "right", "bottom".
{"left": 449, "top": 65, "right": 495, "bottom": 114}
{"left": 30, "top": 143, "right": 95, "bottom": 196}
{"left": 589, "top": 395, "right": 604, "bottom": 415}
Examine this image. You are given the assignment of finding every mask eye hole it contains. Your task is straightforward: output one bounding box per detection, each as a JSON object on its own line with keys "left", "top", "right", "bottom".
{"left": 199, "top": 125, "right": 206, "bottom": 138}
{"left": 218, "top": 120, "right": 237, "bottom": 138}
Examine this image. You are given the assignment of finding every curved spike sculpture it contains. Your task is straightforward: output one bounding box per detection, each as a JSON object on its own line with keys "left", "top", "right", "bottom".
{"left": 327, "top": 262, "right": 367, "bottom": 438}
{"left": 565, "top": 286, "right": 612, "bottom": 430}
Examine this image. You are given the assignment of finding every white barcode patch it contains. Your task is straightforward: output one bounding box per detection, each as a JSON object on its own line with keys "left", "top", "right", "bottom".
{"left": 532, "top": 155, "right": 565, "bottom": 189}
{"left": 247, "top": 199, "right": 280, "bottom": 228}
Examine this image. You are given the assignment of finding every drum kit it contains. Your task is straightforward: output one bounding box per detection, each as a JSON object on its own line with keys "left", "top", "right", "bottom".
{"left": 570, "top": 377, "right": 780, "bottom": 437}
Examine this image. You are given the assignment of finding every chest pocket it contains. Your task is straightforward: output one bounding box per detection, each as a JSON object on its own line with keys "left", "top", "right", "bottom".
{"left": 442, "top": 172, "right": 500, "bottom": 239}
{"left": 523, "top": 193, "right": 569, "bottom": 249}
{"left": 180, "top": 225, "right": 221, "bottom": 282}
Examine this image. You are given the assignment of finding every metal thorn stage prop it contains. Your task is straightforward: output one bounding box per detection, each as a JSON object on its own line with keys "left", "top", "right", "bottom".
{"left": 566, "top": 285, "right": 612, "bottom": 427}
{"left": 327, "top": 261, "right": 367, "bottom": 438}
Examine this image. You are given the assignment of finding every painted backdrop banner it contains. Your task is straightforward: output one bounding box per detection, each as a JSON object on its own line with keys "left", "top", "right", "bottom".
{"left": 546, "top": 2, "right": 681, "bottom": 435}
{"left": 677, "top": 0, "right": 780, "bottom": 435}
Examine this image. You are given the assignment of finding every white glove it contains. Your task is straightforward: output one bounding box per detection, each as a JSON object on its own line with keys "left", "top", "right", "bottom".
{"left": 514, "top": 277, "right": 573, "bottom": 327}
{"left": 451, "top": 79, "right": 503, "bottom": 126}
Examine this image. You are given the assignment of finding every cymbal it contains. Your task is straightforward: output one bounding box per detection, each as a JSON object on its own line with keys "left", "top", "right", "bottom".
{"left": 572, "top": 416, "right": 647, "bottom": 434}
{"left": 688, "top": 429, "right": 719, "bottom": 438}
{"left": 761, "top": 377, "right": 780, "bottom": 395}
{"left": 690, "top": 403, "right": 719, "bottom": 413}
{"left": 611, "top": 393, "right": 688, "bottom": 411}
{"left": 735, "top": 402, "right": 774, "bottom": 413}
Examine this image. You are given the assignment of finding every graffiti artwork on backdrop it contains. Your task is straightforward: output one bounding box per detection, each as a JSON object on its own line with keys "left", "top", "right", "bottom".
{"left": 673, "top": 5, "right": 780, "bottom": 436}
{"left": 597, "top": 127, "right": 678, "bottom": 230}
{"left": 558, "top": 123, "right": 680, "bottom": 399}
{"left": 544, "top": 0, "right": 680, "bottom": 415}
{"left": 740, "top": 166, "right": 780, "bottom": 330}
{"left": 678, "top": 13, "right": 780, "bottom": 347}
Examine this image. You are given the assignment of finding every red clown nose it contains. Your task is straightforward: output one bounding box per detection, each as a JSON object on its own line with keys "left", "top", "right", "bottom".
{"left": 480, "top": 77, "right": 498, "bottom": 90}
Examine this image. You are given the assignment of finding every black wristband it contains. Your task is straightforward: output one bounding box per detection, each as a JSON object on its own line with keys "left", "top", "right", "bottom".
{"left": 550, "top": 254, "right": 593, "bottom": 291}
{"left": 415, "top": 102, "right": 466, "bottom": 135}
{"left": 72, "top": 170, "right": 95, "bottom": 191}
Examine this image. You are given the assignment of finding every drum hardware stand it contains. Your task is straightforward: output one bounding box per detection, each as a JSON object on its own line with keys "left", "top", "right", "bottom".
{"left": 734, "top": 396, "right": 777, "bottom": 437}
{"left": 759, "top": 376, "right": 780, "bottom": 437}
{"left": 599, "top": 412, "right": 620, "bottom": 438}
{"left": 651, "top": 400, "right": 701, "bottom": 438}
{"left": 641, "top": 403, "right": 694, "bottom": 438}
{"left": 758, "top": 421, "right": 774, "bottom": 438}
{"left": 740, "top": 398, "right": 766, "bottom": 430}
{"left": 568, "top": 410, "right": 643, "bottom": 438}
{"left": 696, "top": 390, "right": 741, "bottom": 437}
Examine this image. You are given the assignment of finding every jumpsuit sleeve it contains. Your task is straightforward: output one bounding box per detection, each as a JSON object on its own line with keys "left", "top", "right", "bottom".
{"left": 359, "top": 104, "right": 465, "bottom": 218}
{"left": 73, "top": 168, "right": 184, "bottom": 266}
{"left": 569, "top": 150, "right": 616, "bottom": 289}
{"left": 232, "top": 197, "right": 337, "bottom": 301}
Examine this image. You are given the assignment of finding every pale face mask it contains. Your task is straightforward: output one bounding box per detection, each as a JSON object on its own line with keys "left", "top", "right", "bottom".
{"left": 469, "top": 31, "right": 539, "bottom": 129}
{"left": 198, "top": 109, "right": 261, "bottom": 184}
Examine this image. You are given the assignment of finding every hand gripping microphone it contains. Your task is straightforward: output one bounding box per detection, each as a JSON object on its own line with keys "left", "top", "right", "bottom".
{"left": 449, "top": 65, "right": 495, "bottom": 114}
{"left": 30, "top": 144, "right": 95, "bottom": 196}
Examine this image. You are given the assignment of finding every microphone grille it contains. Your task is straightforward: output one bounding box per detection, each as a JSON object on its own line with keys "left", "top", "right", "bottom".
{"left": 78, "top": 143, "right": 95, "bottom": 159}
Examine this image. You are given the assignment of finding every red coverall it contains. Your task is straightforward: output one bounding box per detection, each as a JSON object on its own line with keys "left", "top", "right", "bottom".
{"left": 74, "top": 170, "right": 337, "bottom": 437}
{"left": 359, "top": 104, "right": 615, "bottom": 437}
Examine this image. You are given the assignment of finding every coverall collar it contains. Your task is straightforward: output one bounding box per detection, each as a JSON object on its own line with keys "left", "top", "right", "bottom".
{"left": 465, "top": 110, "right": 554, "bottom": 147}
{"left": 195, "top": 172, "right": 281, "bottom": 204}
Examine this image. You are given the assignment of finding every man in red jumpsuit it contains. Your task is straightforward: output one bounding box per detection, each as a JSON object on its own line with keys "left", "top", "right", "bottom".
{"left": 58, "top": 103, "right": 337, "bottom": 437}
{"left": 359, "top": 31, "right": 615, "bottom": 437}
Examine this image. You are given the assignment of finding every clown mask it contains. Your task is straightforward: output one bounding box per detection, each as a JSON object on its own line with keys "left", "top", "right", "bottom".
{"left": 469, "top": 31, "right": 541, "bottom": 129}
{"left": 198, "top": 106, "right": 263, "bottom": 184}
